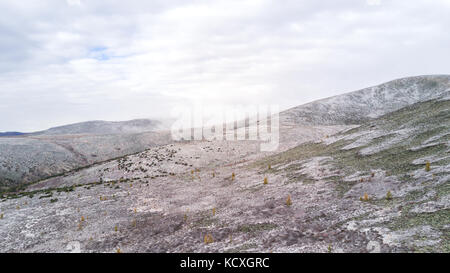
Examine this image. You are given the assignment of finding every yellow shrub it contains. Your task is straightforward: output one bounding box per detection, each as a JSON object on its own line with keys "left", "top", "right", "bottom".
{"left": 286, "top": 195, "right": 292, "bottom": 206}
{"left": 264, "top": 177, "right": 268, "bottom": 185}
{"left": 204, "top": 234, "right": 213, "bottom": 244}
{"left": 425, "top": 162, "right": 431, "bottom": 172}
{"left": 212, "top": 208, "right": 216, "bottom": 216}
{"left": 361, "top": 193, "right": 369, "bottom": 202}
{"left": 386, "top": 191, "right": 393, "bottom": 200}
{"left": 231, "top": 173, "right": 235, "bottom": 181}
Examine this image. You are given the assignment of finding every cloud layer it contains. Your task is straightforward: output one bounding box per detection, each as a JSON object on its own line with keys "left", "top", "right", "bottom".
{"left": 1, "top": 0, "right": 449, "bottom": 131}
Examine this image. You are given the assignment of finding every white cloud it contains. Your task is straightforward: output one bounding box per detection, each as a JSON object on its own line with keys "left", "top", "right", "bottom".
{"left": 0, "top": 0, "right": 449, "bottom": 131}
{"left": 67, "top": 0, "right": 81, "bottom": 6}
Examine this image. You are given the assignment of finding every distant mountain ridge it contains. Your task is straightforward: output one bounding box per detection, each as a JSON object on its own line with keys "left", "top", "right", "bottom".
{"left": 0, "top": 132, "right": 25, "bottom": 137}
{"left": 281, "top": 75, "right": 450, "bottom": 126}
{"left": 33, "top": 119, "right": 168, "bottom": 135}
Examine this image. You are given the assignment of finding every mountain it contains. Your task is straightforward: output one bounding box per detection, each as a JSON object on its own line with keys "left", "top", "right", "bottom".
{"left": 281, "top": 75, "right": 450, "bottom": 125}
{"left": 1, "top": 91, "right": 447, "bottom": 253}
{"left": 0, "top": 132, "right": 25, "bottom": 137}
{"left": 34, "top": 119, "right": 169, "bottom": 135}
{"left": 0, "top": 118, "right": 173, "bottom": 192}
{"left": 2, "top": 76, "right": 448, "bottom": 192}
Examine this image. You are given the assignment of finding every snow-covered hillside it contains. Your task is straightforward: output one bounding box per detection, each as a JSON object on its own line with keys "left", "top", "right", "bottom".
{"left": 281, "top": 75, "right": 450, "bottom": 125}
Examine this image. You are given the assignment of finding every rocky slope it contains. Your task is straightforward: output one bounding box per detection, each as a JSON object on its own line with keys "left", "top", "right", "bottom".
{"left": 0, "top": 130, "right": 172, "bottom": 192}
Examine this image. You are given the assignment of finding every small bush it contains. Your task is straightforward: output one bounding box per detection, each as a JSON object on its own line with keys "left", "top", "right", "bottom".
{"left": 360, "top": 193, "right": 370, "bottom": 202}
{"left": 204, "top": 234, "right": 213, "bottom": 244}
{"left": 386, "top": 191, "right": 393, "bottom": 200}
{"left": 286, "top": 195, "right": 292, "bottom": 206}
{"left": 264, "top": 177, "right": 268, "bottom": 185}
{"left": 231, "top": 173, "right": 235, "bottom": 181}
{"left": 425, "top": 162, "right": 431, "bottom": 172}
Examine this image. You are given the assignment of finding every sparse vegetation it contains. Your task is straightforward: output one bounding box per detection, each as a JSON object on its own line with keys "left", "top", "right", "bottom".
{"left": 238, "top": 223, "right": 278, "bottom": 233}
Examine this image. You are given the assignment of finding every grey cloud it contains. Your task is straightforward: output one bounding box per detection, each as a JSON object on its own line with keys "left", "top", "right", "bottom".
{"left": 0, "top": 0, "right": 449, "bottom": 131}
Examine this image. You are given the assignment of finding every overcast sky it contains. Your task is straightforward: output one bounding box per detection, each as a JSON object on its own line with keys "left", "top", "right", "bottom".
{"left": 1, "top": 0, "right": 449, "bottom": 132}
